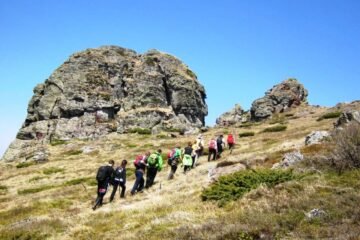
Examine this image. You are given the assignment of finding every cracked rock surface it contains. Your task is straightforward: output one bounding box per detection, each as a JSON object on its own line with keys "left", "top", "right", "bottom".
{"left": 3, "top": 46, "right": 207, "bottom": 161}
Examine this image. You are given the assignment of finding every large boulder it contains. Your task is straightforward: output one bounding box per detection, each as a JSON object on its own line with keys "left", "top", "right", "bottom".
{"left": 250, "top": 78, "right": 308, "bottom": 121}
{"left": 2, "top": 46, "right": 208, "bottom": 161}
{"left": 215, "top": 104, "right": 248, "bottom": 126}
{"left": 305, "top": 131, "right": 330, "bottom": 146}
{"left": 272, "top": 151, "right": 304, "bottom": 169}
{"left": 334, "top": 110, "right": 360, "bottom": 128}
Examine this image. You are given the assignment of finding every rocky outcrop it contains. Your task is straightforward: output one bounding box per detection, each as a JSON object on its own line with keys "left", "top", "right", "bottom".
{"left": 250, "top": 79, "right": 308, "bottom": 121}
{"left": 305, "top": 131, "right": 330, "bottom": 145}
{"left": 2, "top": 46, "right": 207, "bottom": 161}
{"left": 334, "top": 110, "right": 360, "bottom": 128}
{"left": 215, "top": 104, "right": 248, "bottom": 126}
{"left": 272, "top": 151, "right": 304, "bottom": 169}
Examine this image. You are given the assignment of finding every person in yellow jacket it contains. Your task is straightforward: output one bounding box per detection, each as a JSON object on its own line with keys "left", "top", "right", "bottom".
{"left": 192, "top": 140, "right": 200, "bottom": 168}
{"left": 182, "top": 142, "right": 193, "bottom": 173}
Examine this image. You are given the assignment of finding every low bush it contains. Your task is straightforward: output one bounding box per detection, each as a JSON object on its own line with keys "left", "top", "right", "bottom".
{"left": 269, "top": 113, "right": 286, "bottom": 124}
{"left": 0, "top": 185, "right": 8, "bottom": 195}
{"left": 186, "top": 69, "right": 197, "bottom": 78}
{"left": 18, "top": 185, "right": 56, "bottom": 195}
{"left": 29, "top": 176, "right": 48, "bottom": 182}
{"left": 328, "top": 122, "right": 360, "bottom": 173}
{"left": 317, "top": 111, "right": 342, "bottom": 121}
{"left": 43, "top": 167, "right": 64, "bottom": 175}
{"left": 202, "top": 169, "right": 296, "bottom": 206}
{"left": 129, "top": 128, "right": 152, "bottom": 135}
{"left": 63, "top": 149, "right": 83, "bottom": 156}
{"left": 16, "top": 161, "right": 35, "bottom": 168}
{"left": 262, "top": 125, "right": 287, "bottom": 133}
{"left": 50, "top": 139, "right": 67, "bottom": 146}
{"left": 63, "top": 177, "right": 95, "bottom": 186}
{"left": 239, "top": 132, "right": 255, "bottom": 138}
{"left": 238, "top": 122, "right": 253, "bottom": 128}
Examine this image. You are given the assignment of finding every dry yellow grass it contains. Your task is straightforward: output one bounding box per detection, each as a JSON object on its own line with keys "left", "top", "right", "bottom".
{"left": 1, "top": 104, "right": 358, "bottom": 239}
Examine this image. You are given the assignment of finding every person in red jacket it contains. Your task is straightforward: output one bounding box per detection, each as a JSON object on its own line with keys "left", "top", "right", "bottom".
{"left": 227, "top": 133, "right": 235, "bottom": 154}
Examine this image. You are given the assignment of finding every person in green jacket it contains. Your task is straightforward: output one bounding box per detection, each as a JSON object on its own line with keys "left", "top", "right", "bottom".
{"left": 145, "top": 149, "right": 163, "bottom": 188}
{"left": 182, "top": 142, "right": 193, "bottom": 173}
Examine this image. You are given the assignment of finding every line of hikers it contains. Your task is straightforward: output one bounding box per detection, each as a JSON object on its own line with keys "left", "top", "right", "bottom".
{"left": 92, "top": 133, "right": 236, "bottom": 210}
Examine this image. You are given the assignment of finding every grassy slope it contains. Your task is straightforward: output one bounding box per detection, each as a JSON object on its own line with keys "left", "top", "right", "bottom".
{"left": 0, "top": 105, "right": 359, "bottom": 239}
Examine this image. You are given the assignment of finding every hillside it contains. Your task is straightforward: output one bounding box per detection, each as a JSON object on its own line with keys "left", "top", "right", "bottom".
{"left": 1, "top": 103, "right": 360, "bottom": 239}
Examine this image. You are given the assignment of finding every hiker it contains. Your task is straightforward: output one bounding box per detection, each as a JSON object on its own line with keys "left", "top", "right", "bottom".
{"left": 93, "top": 160, "right": 115, "bottom": 210}
{"left": 196, "top": 134, "right": 204, "bottom": 156}
{"left": 227, "top": 133, "right": 235, "bottom": 154}
{"left": 131, "top": 152, "right": 149, "bottom": 195}
{"left": 182, "top": 142, "right": 193, "bottom": 173}
{"left": 145, "top": 149, "right": 163, "bottom": 188}
{"left": 109, "top": 160, "right": 127, "bottom": 202}
{"left": 216, "top": 135, "right": 225, "bottom": 158}
{"left": 191, "top": 140, "right": 199, "bottom": 168}
{"left": 167, "top": 146, "right": 182, "bottom": 180}
{"left": 208, "top": 138, "right": 217, "bottom": 161}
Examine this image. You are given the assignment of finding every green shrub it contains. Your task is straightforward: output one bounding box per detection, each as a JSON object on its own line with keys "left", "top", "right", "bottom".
{"left": 186, "top": 69, "right": 197, "bottom": 78}
{"left": 202, "top": 169, "right": 296, "bottom": 206}
{"left": 16, "top": 161, "right": 35, "bottom": 168}
{"left": 127, "top": 143, "right": 138, "bottom": 148}
{"left": 0, "top": 185, "right": 8, "bottom": 195}
{"left": 50, "top": 139, "right": 67, "bottom": 146}
{"left": 269, "top": 113, "right": 286, "bottom": 124}
{"left": 63, "top": 177, "right": 96, "bottom": 186}
{"left": 262, "top": 125, "right": 287, "bottom": 133}
{"left": 239, "top": 132, "right": 255, "bottom": 138}
{"left": 18, "top": 185, "right": 56, "bottom": 195}
{"left": 317, "top": 111, "right": 342, "bottom": 121}
{"left": 63, "top": 149, "right": 83, "bottom": 156}
{"left": 238, "top": 123, "right": 253, "bottom": 128}
{"left": 164, "top": 127, "right": 183, "bottom": 133}
{"left": 43, "top": 167, "right": 64, "bottom": 175}
{"left": 129, "top": 128, "right": 152, "bottom": 135}
{"left": 145, "top": 57, "right": 156, "bottom": 66}
{"left": 29, "top": 176, "right": 47, "bottom": 182}
{"left": 156, "top": 134, "right": 170, "bottom": 139}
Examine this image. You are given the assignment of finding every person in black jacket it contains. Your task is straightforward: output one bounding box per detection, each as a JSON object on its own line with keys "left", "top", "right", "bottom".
{"left": 93, "top": 160, "right": 115, "bottom": 210}
{"left": 109, "top": 160, "right": 127, "bottom": 202}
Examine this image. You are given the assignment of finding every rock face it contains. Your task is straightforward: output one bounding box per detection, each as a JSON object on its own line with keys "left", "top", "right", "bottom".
{"left": 215, "top": 104, "right": 248, "bottom": 126}
{"left": 334, "top": 110, "right": 360, "bottom": 128}
{"left": 305, "top": 131, "right": 330, "bottom": 145}
{"left": 2, "top": 46, "right": 207, "bottom": 161}
{"left": 250, "top": 79, "right": 308, "bottom": 121}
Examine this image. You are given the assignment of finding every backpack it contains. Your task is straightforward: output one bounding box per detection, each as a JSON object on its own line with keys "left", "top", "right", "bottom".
{"left": 227, "top": 134, "right": 234, "bottom": 144}
{"left": 167, "top": 149, "right": 176, "bottom": 159}
{"left": 96, "top": 166, "right": 107, "bottom": 182}
{"left": 147, "top": 153, "right": 158, "bottom": 167}
{"left": 209, "top": 140, "right": 216, "bottom": 149}
{"left": 114, "top": 168, "right": 124, "bottom": 180}
{"left": 167, "top": 149, "right": 177, "bottom": 165}
{"left": 217, "top": 137, "right": 223, "bottom": 145}
{"left": 134, "top": 155, "right": 144, "bottom": 168}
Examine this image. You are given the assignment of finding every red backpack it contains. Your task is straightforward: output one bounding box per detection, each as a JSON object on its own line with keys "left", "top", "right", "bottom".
{"left": 167, "top": 149, "right": 176, "bottom": 159}
{"left": 209, "top": 140, "right": 216, "bottom": 149}
{"left": 134, "top": 155, "right": 144, "bottom": 167}
{"left": 227, "top": 134, "right": 234, "bottom": 144}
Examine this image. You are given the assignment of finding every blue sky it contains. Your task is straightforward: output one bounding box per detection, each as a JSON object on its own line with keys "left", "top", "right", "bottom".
{"left": 1, "top": 0, "right": 360, "bottom": 157}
